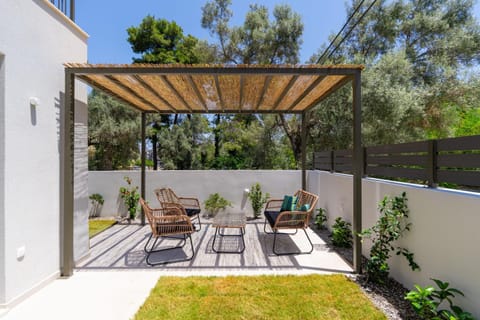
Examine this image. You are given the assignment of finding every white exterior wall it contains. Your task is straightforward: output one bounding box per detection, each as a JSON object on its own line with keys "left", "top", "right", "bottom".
{"left": 0, "top": 53, "right": 6, "bottom": 305}
{"left": 0, "top": 0, "right": 88, "bottom": 307}
{"left": 88, "top": 170, "right": 302, "bottom": 217}
{"left": 308, "top": 171, "right": 480, "bottom": 318}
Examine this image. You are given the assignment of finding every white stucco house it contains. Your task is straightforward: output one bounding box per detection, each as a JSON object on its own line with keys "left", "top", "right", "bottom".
{"left": 0, "top": 0, "right": 89, "bottom": 308}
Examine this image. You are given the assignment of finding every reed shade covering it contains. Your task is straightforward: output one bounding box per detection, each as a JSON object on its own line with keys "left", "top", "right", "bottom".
{"left": 64, "top": 63, "right": 364, "bottom": 114}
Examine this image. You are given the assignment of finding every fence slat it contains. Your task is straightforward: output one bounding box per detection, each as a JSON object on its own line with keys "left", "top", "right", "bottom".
{"left": 314, "top": 135, "right": 480, "bottom": 190}
{"left": 334, "top": 149, "right": 353, "bottom": 157}
{"left": 437, "top": 154, "right": 480, "bottom": 168}
{"left": 366, "top": 141, "right": 428, "bottom": 154}
{"left": 365, "top": 166, "right": 427, "bottom": 180}
{"left": 437, "top": 135, "right": 480, "bottom": 151}
{"left": 333, "top": 164, "right": 352, "bottom": 173}
{"left": 437, "top": 170, "right": 480, "bottom": 187}
{"left": 367, "top": 154, "right": 428, "bottom": 166}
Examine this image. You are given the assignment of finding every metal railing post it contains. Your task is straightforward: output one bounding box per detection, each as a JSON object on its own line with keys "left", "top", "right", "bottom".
{"left": 428, "top": 140, "right": 438, "bottom": 188}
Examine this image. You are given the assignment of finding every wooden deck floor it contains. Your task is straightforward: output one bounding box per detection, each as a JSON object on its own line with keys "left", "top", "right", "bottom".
{"left": 77, "top": 219, "right": 353, "bottom": 275}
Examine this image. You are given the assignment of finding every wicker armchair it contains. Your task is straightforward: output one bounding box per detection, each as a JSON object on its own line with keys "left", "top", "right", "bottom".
{"left": 263, "top": 190, "right": 319, "bottom": 255}
{"left": 139, "top": 198, "right": 195, "bottom": 266}
{"left": 154, "top": 188, "right": 202, "bottom": 231}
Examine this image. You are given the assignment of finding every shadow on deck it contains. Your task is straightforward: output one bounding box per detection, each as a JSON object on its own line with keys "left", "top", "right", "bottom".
{"left": 77, "top": 219, "right": 353, "bottom": 276}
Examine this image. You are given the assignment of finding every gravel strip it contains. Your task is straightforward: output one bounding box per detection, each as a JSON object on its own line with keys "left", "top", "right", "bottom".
{"left": 312, "top": 227, "right": 420, "bottom": 320}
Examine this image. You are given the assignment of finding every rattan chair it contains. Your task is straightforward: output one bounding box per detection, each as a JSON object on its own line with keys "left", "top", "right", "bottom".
{"left": 263, "top": 190, "right": 319, "bottom": 255}
{"left": 139, "top": 198, "right": 195, "bottom": 266}
{"left": 154, "top": 188, "right": 202, "bottom": 231}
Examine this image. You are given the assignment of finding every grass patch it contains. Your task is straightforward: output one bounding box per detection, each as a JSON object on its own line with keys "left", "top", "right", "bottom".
{"left": 89, "top": 219, "right": 116, "bottom": 238}
{"left": 135, "top": 274, "right": 386, "bottom": 320}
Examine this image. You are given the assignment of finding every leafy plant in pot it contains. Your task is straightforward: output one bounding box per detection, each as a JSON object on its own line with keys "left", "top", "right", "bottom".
{"left": 119, "top": 176, "right": 140, "bottom": 221}
{"left": 248, "top": 183, "right": 269, "bottom": 219}
{"left": 204, "top": 193, "right": 232, "bottom": 217}
{"left": 89, "top": 193, "right": 104, "bottom": 218}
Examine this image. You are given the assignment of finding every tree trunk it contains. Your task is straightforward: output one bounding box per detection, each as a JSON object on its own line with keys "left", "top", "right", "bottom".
{"left": 214, "top": 114, "right": 221, "bottom": 158}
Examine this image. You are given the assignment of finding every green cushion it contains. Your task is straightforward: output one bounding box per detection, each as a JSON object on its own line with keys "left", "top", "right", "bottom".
{"left": 280, "top": 195, "right": 297, "bottom": 212}
{"left": 300, "top": 204, "right": 310, "bottom": 212}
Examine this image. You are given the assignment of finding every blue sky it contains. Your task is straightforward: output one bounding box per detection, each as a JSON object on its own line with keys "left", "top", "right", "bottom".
{"left": 76, "top": 1, "right": 349, "bottom": 64}
{"left": 76, "top": 0, "right": 480, "bottom": 65}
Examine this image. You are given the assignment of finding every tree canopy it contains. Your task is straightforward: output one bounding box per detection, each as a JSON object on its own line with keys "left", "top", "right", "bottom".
{"left": 88, "top": 0, "right": 480, "bottom": 171}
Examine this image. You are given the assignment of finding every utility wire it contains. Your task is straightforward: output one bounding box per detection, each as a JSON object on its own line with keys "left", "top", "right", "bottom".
{"left": 316, "top": 0, "right": 367, "bottom": 64}
{"left": 317, "top": 0, "right": 379, "bottom": 64}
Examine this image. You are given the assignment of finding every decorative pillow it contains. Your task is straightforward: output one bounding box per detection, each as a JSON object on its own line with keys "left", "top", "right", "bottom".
{"left": 300, "top": 204, "right": 310, "bottom": 212}
{"left": 280, "top": 195, "right": 297, "bottom": 212}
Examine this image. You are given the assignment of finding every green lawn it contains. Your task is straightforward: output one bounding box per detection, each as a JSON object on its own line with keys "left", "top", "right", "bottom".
{"left": 135, "top": 274, "right": 386, "bottom": 320}
{"left": 88, "top": 219, "right": 116, "bottom": 238}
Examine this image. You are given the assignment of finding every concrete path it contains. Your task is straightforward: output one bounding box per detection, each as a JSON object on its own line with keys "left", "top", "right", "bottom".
{"left": 0, "top": 223, "right": 353, "bottom": 320}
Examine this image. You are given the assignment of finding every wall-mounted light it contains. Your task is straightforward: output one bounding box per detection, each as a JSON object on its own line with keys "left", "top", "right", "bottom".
{"left": 29, "top": 97, "right": 40, "bottom": 107}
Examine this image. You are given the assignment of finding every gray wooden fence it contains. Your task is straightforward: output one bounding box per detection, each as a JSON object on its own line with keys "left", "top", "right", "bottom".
{"left": 313, "top": 135, "right": 480, "bottom": 188}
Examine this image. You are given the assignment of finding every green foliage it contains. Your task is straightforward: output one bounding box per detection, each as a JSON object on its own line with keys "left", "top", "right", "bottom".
{"left": 119, "top": 176, "right": 140, "bottom": 220}
{"left": 405, "top": 279, "right": 474, "bottom": 320}
{"left": 308, "top": 0, "right": 480, "bottom": 149}
{"left": 455, "top": 107, "right": 480, "bottom": 137}
{"left": 127, "top": 16, "right": 200, "bottom": 64}
{"left": 89, "top": 193, "right": 104, "bottom": 205}
{"left": 360, "top": 192, "right": 419, "bottom": 284}
{"left": 203, "top": 193, "right": 232, "bottom": 217}
{"left": 314, "top": 208, "right": 327, "bottom": 230}
{"left": 248, "top": 183, "right": 269, "bottom": 218}
{"left": 133, "top": 159, "right": 154, "bottom": 168}
{"left": 88, "top": 193, "right": 104, "bottom": 218}
{"left": 201, "top": 0, "right": 303, "bottom": 64}
{"left": 331, "top": 217, "right": 352, "bottom": 248}
{"left": 88, "top": 90, "right": 140, "bottom": 170}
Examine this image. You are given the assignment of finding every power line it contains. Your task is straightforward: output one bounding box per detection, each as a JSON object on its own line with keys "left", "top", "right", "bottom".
{"left": 316, "top": 0, "right": 367, "bottom": 64}
{"left": 317, "top": 0, "right": 379, "bottom": 64}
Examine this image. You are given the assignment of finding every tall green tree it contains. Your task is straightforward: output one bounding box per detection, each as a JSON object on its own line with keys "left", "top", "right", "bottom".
{"left": 309, "top": 0, "right": 480, "bottom": 150}
{"left": 201, "top": 0, "right": 304, "bottom": 167}
{"left": 127, "top": 16, "right": 211, "bottom": 169}
{"left": 88, "top": 90, "right": 140, "bottom": 170}
{"left": 127, "top": 15, "right": 201, "bottom": 64}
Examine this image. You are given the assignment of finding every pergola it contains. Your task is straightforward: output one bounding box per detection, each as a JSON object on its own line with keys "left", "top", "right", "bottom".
{"left": 63, "top": 63, "right": 364, "bottom": 276}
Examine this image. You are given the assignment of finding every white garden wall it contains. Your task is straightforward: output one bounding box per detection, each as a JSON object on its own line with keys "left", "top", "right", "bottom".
{"left": 0, "top": 0, "right": 88, "bottom": 307}
{"left": 88, "top": 170, "right": 302, "bottom": 217}
{"left": 308, "top": 170, "right": 480, "bottom": 318}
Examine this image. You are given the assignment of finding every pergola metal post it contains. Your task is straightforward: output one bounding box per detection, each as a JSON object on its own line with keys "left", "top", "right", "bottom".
{"left": 61, "top": 70, "right": 75, "bottom": 277}
{"left": 141, "top": 112, "right": 146, "bottom": 225}
{"left": 301, "top": 111, "right": 307, "bottom": 190}
{"left": 352, "top": 70, "right": 363, "bottom": 274}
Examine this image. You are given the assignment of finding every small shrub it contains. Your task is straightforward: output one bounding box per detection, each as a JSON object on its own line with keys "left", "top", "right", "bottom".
{"left": 204, "top": 193, "right": 232, "bottom": 217}
{"left": 331, "top": 217, "right": 352, "bottom": 248}
{"left": 360, "top": 192, "right": 419, "bottom": 283}
{"left": 89, "top": 193, "right": 104, "bottom": 218}
{"left": 314, "top": 208, "right": 327, "bottom": 230}
{"left": 119, "top": 176, "right": 140, "bottom": 220}
{"left": 405, "top": 279, "right": 474, "bottom": 320}
{"left": 248, "top": 183, "right": 270, "bottom": 219}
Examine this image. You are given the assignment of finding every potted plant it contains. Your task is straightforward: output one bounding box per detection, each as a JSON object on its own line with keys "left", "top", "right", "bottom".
{"left": 204, "top": 193, "right": 232, "bottom": 217}
{"left": 89, "top": 193, "right": 104, "bottom": 218}
{"left": 119, "top": 176, "right": 140, "bottom": 222}
{"left": 248, "top": 183, "right": 269, "bottom": 219}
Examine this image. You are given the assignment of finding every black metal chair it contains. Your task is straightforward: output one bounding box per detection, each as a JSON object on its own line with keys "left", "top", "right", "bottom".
{"left": 263, "top": 190, "right": 319, "bottom": 255}
{"left": 154, "top": 187, "right": 202, "bottom": 231}
{"left": 139, "top": 198, "right": 195, "bottom": 266}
